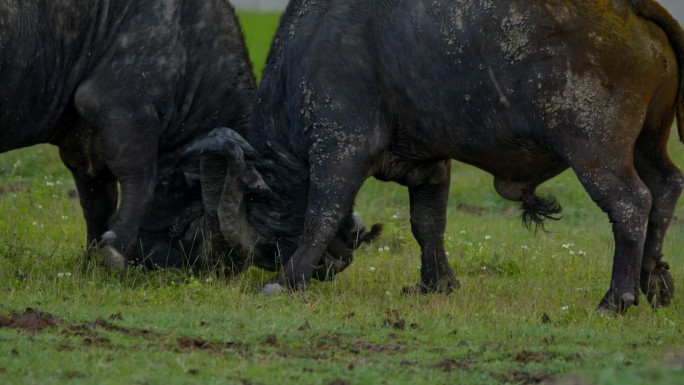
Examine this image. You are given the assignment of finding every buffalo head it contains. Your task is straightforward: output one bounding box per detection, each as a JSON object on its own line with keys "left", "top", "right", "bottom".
{"left": 135, "top": 127, "right": 381, "bottom": 279}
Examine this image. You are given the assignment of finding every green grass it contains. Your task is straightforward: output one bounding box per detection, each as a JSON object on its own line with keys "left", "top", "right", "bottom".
{"left": 238, "top": 11, "right": 281, "bottom": 78}
{"left": 1, "top": 11, "right": 684, "bottom": 385}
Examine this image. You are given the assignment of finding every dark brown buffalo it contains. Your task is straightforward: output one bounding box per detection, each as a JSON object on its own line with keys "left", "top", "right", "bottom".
{"left": 195, "top": 0, "right": 683, "bottom": 313}
{"left": 0, "top": 0, "right": 254, "bottom": 264}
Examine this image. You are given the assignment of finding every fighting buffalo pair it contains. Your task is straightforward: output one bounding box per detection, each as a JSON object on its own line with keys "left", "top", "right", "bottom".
{"left": 1, "top": 0, "right": 682, "bottom": 313}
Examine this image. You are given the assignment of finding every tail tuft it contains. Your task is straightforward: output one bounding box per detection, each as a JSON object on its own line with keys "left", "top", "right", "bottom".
{"left": 521, "top": 196, "right": 562, "bottom": 233}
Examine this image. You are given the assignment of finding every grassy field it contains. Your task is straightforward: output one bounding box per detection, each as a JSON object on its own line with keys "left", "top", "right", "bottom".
{"left": 1, "top": 11, "right": 684, "bottom": 385}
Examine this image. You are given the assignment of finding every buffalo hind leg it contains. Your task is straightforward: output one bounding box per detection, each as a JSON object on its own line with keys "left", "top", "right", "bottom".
{"left": 404, "top": 160, "right": 458, "bottom": 294}
{"left": 634, "top": 131, "right": 684, "bottom": 307}
{"left": 571, "top": 157, "right": 651, "bottom": 313}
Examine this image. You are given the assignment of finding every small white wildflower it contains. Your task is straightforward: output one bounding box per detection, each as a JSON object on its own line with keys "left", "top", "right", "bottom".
{"left": 561, "top": 243, "right": 574, "bottom": 249}
{"left": 460, "top": 230, "right": 467, "bottom": 235}
{"left": 57, "top": 272, "right": 64, "bottom": 278}
{"left": 569, "top": 251, "right": 575, "bottom": 255}
{"left": 561, "top": 305, "right": 569, "bottom": 311}
{"left": 61, "top": 215, "right": 68, "bottom": 220}
{"left": 445, "top": 251, "right": 450, "bottom": 256}
{"left": 37, "top": 204, "right": 43, "bottom": 209}
{"left": 45, "top": 181, "right": 55, "bottom": 187}
{"left": 31, "top": 221, "right": 38, "bottom": 226}
{"left": 378, "top": 247, "right": 384, "bottom": 252}
{"left": 385, "top": 291, "right": 391, "bottom": 296}
{"left": 521, "top": 245, "right": 528, "bottom": 250}
{"left": 384, "top": 246, "right": 390, "bottom": 251}
{"left": 392, "top": 214, "right": 399, "bottom": 220}
{"left": 369, "top": 266, "right": 377, "bottom": 272}
{"left": 578, "top": 250, "right": 587, "bottom": 256}
{"left": 484, "top": 235, "right": 491, "bottom": 240}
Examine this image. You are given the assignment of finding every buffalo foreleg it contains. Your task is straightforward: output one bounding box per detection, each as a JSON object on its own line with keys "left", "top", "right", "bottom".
{"left": 74, "top": 81, "right": 160, "bottom": 268}
{"left": 58, "top": 145, "right": 118, "bottom": 249}
{"left": 271, "top": 170, "right": 367, "bottom": 291}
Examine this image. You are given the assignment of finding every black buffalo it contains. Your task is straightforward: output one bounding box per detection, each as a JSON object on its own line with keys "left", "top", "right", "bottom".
{"left": 0, "top": 0, "right": 255, "bottom": 265}
{"left": 194, "top": 0, "right": 684, "bottom": 313}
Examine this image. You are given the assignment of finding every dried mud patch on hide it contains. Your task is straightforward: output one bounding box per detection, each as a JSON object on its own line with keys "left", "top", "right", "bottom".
{"left": 0, "top": 308, "right": 62, "bottom": 332}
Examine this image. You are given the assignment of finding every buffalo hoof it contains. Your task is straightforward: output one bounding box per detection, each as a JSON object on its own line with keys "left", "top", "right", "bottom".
{"left": 641, "top": 264, "right": 675, "bottom": 308}
{"left": 99, "top": 245, "right": 126, "bottom": 273}
{"left": 98, "top": 231, "right": 127, "bottom": 273}
{"left": 597, "top": 291, "right": 637, "bottom": 315}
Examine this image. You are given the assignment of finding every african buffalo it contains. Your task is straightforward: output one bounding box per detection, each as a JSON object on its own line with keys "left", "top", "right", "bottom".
{"left": 193, "top": 0, "right": 684, "bottom": 313}
{"left": 0, "top": 0, "right": 254, "bottom": 265}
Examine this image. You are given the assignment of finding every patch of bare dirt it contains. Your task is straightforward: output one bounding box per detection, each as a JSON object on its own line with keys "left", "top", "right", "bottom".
{"left": 348, "top": 338, "right": 405, "bottom": 355}
{"left": 515, "top": 350, "right": 556, "bottom": 363}
{"left": 515, "top": 350, "right": 583, "bottom": 364}
{"left": 432, "top": 358, "right": 474, "bottom": 372}
{"left": 382, "top": 309, "right": 418, "bottom": 331}
{"left": 493, "top": 370, "right": 554, "bottom": 384}
{"left": 0, "top": 308, "right": 62, "bottom": 332}
{"left": 176, "top": 336, "right": 249, "bottom": 355}
{"left": 70, "top": 317, "right": 164, "bottom": 339}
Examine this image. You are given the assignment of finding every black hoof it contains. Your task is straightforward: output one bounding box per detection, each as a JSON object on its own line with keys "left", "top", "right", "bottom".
{"left": 597, "top": 291, "right": 637, "bottom": 315}
{"left": 98, "top": 245, "right": 127, "bottom": 273}
{"left": 641, "top": 265, "right": 675, "bottom": 308}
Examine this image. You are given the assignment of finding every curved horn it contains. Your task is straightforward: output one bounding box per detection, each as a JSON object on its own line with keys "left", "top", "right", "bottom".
{"left": 181, "top": 126, "right": 257, "bottom": 165}
{"left": 182, "top": 127, "right": 267, "bottom": 270}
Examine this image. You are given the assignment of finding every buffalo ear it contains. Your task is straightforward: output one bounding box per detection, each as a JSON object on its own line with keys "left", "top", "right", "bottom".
{"left": 240, "top": 164, "right": 274, "bottom": 198}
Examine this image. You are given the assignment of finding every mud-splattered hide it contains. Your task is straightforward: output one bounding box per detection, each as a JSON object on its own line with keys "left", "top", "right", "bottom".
{"left": 246, "top": 0, "right": 684, "bottom": 312}
{"left": 0, "top": 0, "right": 255, "bottom": 264}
